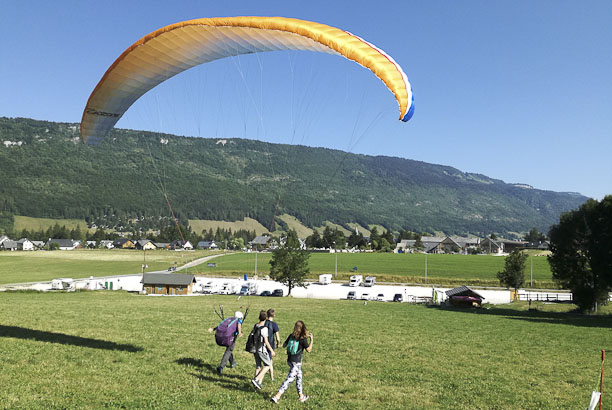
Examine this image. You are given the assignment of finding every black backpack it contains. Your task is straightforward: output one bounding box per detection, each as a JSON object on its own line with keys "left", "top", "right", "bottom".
{"left": 245, "top": 324, "right": 264, "bottom": 353}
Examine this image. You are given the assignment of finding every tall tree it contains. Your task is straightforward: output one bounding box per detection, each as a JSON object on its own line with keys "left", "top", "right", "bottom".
{"left": 524, "top": 227, "right": 546, "bottom": 243}
{"left": 269, "top": 229, "right": 310, "bottom": 296}
{"left": 548, "top": 196, "right": 612, "bottom": 312}
{"left": 497, "top": 249, "right": 527, "bottom": 292}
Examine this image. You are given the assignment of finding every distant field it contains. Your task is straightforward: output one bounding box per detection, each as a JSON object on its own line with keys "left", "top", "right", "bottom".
{"left": 193, "top": 251, "right": 555, "bottom": 288}
{"left": 0, "top": 292, "right": 609, "bottom": 409}
{"left": 0, "top": 249, "right": 555, "bottom": 288}
{"left": 13, "top": 215, "right": 90, "bottom": 232}
{"left": 0, "top": 249, "right": 218, "bottom": 284}
{"left": 188, "top": 217, "right": 268, "bottom": 236}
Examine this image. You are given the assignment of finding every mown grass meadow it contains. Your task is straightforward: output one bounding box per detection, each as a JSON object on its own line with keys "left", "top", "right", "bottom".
{"left": 1, "top": 249, "right": 554, "bottom": 287}
{"left": 0, "top": 250, "right": 218, "bottom": 285}
{"left": 0, "top": 291, "right": 610, "bottom": 409}
{"left": 193, "top": 251, "right": 555, "bottom": 288}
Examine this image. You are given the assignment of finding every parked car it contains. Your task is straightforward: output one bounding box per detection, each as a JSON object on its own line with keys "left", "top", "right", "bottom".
{"left": 376, "top": 293, "right": 385, "bottom": 301}
{"left": 272, "top": 289, "right": 284, "bottom": 297}
{"left": 393, "top": 293, "right": 404, "bottom": 302}
{"left": 260, "top": 290, "right": 271, "bottom": 297}
{"left": 347, "top": 291, "right": 356, "bottom": 300}
{"left": 360, "top": 293, "right": 370, "bottom": 300}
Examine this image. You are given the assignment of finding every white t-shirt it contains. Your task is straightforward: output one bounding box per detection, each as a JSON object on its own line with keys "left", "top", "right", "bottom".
{"left": 257, "top": 324, "right": 269, "bottom": 354}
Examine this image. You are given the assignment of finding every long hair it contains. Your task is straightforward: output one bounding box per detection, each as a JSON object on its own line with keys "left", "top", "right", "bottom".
{"left": 291, "top": 320, "right": 308, "bottom": 340}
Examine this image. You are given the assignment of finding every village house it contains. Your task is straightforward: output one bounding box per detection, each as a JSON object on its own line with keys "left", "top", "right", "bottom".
{"left": 1, "top": 240, "right": 18, "bottom": 251}
{"left": 170, "top": 240, "right": 193, "bottom": 250}
{"left": 46, "top": 239, "right": 79, "bottom": 250}
{"left": 31, "top": 240, "right": 45, "bottom": 249}
{"left": 113, "top": 238, "right": 135, "bottom": 249}
{"left": 17, "top": 238, "right": 35, "bottom": 251}
{"left": 135, "top": 239, "right": 157, "bottom": 250}
{"left": 249, "top": 235, "right": 271, "bottom": 250}
{"left": 141, "top": 273, "right": 196, "bottom": 295}
{"left": 99, "top": 240, "right": 114, "bottom": 249}
{"left": 197, "top": 240, "right": 219, "bottom": 250}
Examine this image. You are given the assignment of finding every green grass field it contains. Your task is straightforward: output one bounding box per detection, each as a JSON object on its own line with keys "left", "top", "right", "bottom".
{"left": 13, "top": 215, "right": 90, "bottom": 232}
{"left": 0, "top": 250, "right": 218, "bottom": 285}
{"left": 0, "top": 291, "right": 609, "bottom": 409}
{"left": 188, "top": 217, "right": 269, "bottom": 236}
{"left": 193, "top": 252, "right": 555, "bottom": 288}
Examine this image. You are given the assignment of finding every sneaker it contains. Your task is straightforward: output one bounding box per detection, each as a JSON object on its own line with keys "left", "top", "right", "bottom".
{"left": 271, "top": 396, "right": 280, "bottom": 404}
{"left": 216, "top": 367, "right": 222, "bottom": 375}
{"left": 299, "top": 395, "right": 309, "bottom": 403}
{"left": 229, "top": 362, "right": 236, "bottom": 368}
{"left": 251, "top": 379, "right": 262, "bottom": 390}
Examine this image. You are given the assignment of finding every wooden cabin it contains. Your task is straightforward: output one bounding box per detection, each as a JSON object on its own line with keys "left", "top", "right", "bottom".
{"left": 142, "top": 273, "right": 196, "bottom": 295}
{"left": 445, "top": 285, "right": 485, "bottom": 308}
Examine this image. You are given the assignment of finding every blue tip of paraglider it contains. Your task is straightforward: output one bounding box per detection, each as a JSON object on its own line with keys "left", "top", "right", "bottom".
{"left": 401, "top": 91, "right": 415, "bottom": 122}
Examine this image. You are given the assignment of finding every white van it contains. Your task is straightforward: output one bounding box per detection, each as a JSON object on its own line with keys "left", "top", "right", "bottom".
{"left": 51, "top": 278, "right": 74, "bottom": 291}
{"left": 364, "top": 276, "right": 376, "bottom": 287}
{"left": 201, "top": 281, "right": 218, "bottom": 294}
{"left": 219, "top": 282, "right": 237, "bottom": 295}
{"left": 349, "top": 275, "right": 363, "bottom": 287}
{"left": 319, "top": 274, "right": 332, "bottom": 285}
{"left": 240, "top": 282, "right": 258, "bottom": 295}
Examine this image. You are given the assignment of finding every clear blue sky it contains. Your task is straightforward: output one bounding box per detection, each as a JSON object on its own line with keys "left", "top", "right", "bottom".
{"left": 2, "top": 1, "right": 610, "bottom": 199}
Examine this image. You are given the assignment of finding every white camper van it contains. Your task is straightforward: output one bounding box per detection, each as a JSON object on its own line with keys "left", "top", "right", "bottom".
{"left": 239, "top": 282, "right": 258, "bottom": 295}
{"left": 349, "top": 275, "right": 363, "bottom": 287}
{"left": 219, "top": 282, "right": 237, "bottom": 295}
{"left": 51, "top": 278, "right": 74, "bottom": 291}
{"left": 201, "top": 281, "right": 218, "bottom": 294}
{"left": 364, "top": 276, "right": 376, "bottom": 287}
{"left": 319, "top": 274, "right": 332, "bottom": 285}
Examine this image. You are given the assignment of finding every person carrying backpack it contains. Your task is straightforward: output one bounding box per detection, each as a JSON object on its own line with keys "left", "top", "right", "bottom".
{"left": 250, "top": 310, "right": 276, "bottom": 390}
{"left": 208, "top": 311, "right": 243, "bottom": 374}
{"left": 264, "top": 309, "right": 280, "bottom": 381}
{"left": 270, "top": 320, "right": 313, "bottom": 404}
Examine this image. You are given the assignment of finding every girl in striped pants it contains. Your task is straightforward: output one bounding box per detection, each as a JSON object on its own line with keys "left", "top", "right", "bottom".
{"left": 271, "top": 321, "right": 313, "bottom": 404}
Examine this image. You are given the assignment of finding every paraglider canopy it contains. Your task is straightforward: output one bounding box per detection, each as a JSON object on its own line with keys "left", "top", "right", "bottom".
{"left": 80, "top": 16, "right": 414, "bottom": 141}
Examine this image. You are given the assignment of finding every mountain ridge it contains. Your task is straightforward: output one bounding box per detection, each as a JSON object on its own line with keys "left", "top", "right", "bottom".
{"left": 0, "top": 116, "right": 588, "bottom": 236}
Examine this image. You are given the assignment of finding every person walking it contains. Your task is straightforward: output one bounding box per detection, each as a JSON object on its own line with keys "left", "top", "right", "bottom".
{"left": 265, "top": 308, "right": 280, "bottom": 380}
{"left": 270, "top": 320, "right": 313, "bottom": 404}
{"left": 251, "top": 310, "right": 276, "bottom": 390}
{"left": 208, "top": 311, "right": 243, "bottom": 374}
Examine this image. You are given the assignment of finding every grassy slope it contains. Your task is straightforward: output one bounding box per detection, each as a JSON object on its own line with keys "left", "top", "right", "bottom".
{"left": 13, "top": 215, "right": 90, "bottom": 232}
{"left": 277, "top": 214, "right": 313, "bottom": 238}
{"left": 188, "top": 218, "right": 269, "bottom": 236}
{"left": 0, "top": 250, "right": 218, "bottom": 284}
{"left": 0, "top": 292, "right": 609, "bottom": 409}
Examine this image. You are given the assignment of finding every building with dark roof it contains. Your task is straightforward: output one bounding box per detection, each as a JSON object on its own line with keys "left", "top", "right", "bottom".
{"left": 141, "top": 273, "right": 196, "bottom": 295}
{"left": 445, "top": 286, "right": 485, "bottom": 307}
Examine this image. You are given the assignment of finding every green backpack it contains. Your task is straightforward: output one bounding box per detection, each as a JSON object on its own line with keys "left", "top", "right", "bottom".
{"left": 287, "top": 338, "right": 300, "bottom": 355}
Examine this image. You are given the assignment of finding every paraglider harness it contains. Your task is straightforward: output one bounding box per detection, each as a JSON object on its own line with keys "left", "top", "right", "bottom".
{"left": 213, "top": 304, "right": 250, "bottom": 347}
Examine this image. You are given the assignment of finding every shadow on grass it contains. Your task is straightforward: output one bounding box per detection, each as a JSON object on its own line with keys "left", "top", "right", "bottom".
{"left": 0, "top": 325, "right": 143, "bottom": 352}
{"left": 426, "top": 305, "right": 612, "bottom": 329}
{"left": 175, "top": 357, "right": 262, "bottom": 394}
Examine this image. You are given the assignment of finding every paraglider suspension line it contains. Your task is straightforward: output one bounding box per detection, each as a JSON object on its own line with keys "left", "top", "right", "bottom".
{"left": 164, "top": 194, "right": 186, "bottom": 243}
{"left": 269, "top": 194, "right": 281, "bottom": 233}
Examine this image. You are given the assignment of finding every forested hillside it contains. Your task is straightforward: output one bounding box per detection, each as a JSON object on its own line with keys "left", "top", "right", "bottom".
{"left": 0, "top": 117, "right": 587, "bottom": 236}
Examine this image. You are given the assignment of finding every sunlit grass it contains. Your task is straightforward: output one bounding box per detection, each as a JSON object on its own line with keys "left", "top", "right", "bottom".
{"left": 0, "top": 292, "right": 609, "bottom": 409}
{"left": 0, "top": 249, "right": 219, "bottom": 284}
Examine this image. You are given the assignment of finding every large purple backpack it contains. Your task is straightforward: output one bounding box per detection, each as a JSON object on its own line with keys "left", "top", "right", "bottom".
{"left": 215, "top": 317, "right": 240, "bottom": 347}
